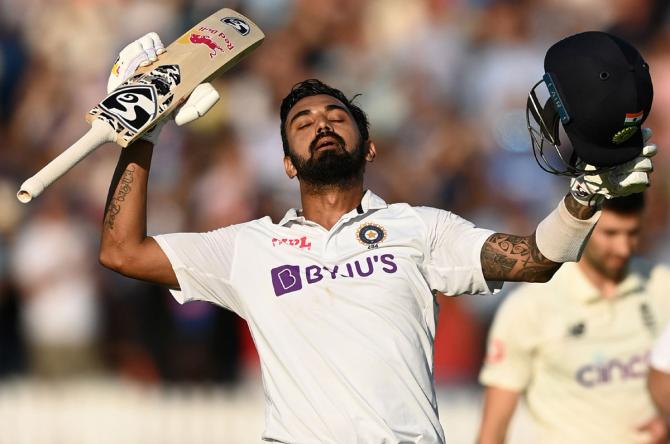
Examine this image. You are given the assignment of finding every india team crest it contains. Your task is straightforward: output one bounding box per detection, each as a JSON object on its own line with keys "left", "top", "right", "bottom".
{"left": 356, "top": 223, "right": 387, "bottom": 247}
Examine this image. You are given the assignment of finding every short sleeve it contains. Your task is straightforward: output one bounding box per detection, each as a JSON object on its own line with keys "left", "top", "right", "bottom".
{"left": 415, "top": 206, "right": 502, "bottom": 295}
{"left": 153, "top": 224, "right": 243, "bottom": 315}
{"left": 651, "top": 320, "right": 670, "bottom": 373}
{"left": 479, "top": 288, "right": 538, "bottom": 391}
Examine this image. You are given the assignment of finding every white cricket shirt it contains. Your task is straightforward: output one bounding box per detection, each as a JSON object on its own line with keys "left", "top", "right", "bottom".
{"left": 480, "top": 260, "right": 670, "bottom": 444}
{"left": 154, "top": 190, "right": 500, "bottom": 443}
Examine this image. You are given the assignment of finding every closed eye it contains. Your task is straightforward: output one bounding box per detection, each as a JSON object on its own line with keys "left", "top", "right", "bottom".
{"left": 328, "top": 110, "right": 348, "bottom": 123}
{"left": 296, "top": 120, "right": 313, "bottom": 130}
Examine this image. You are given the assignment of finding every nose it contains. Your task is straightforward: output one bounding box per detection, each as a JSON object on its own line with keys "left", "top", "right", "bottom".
{"left": 315, "top": 115, "right": 332, "bottom": 134}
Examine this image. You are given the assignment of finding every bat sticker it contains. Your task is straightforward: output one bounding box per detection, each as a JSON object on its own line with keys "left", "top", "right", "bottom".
{"left": 99, "top": 84, "right": 158, "bottom": 133}
{"left": 221, "top": 17, "right": 250, "bottom": 35}
{"left": 189, "top": 33, "right": 227, "bottom": 58}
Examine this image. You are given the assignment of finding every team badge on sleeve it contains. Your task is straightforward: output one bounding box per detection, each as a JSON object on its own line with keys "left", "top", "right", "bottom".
{"left": 356, "top": 223, "right": 387, "bottom": 248}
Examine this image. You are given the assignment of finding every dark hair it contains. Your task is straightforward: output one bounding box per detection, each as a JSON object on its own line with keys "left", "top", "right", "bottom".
{"left": 602, "top": 192, "right": 645, "bottom": 214}
{"left": 279, "top": 79, "right": 370, "bottom": 156}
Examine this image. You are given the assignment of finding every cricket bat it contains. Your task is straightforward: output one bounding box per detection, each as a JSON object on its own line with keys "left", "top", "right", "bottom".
{"left": 17, "top": 8, "right": 264, "bottom": 203}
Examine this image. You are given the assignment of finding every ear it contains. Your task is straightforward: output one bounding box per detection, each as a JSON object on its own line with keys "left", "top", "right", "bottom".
{"left": 365, "top": 141, "right": 377, "bottom": 162}
{"left": 284, "top": 156, "right": 298, "bottom": 179}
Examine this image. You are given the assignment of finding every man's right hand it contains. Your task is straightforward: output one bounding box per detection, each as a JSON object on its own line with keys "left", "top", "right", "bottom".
{"left": 107, "top": 33, "right": 220, "bottom": 144}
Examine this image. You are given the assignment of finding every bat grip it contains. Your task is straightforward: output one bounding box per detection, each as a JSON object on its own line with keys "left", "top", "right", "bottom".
{"left": 17, "top": 119, "right": 117, "bottom": 203}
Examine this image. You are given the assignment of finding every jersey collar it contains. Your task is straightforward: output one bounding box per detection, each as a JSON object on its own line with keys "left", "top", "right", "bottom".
{"left": 278, "top": 189, "right": 388, "bottom": 227}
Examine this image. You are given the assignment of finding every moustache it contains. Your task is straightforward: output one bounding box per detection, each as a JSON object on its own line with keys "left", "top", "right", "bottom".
{"left": 309, "top": 131, "right": 346, "bottom": 153}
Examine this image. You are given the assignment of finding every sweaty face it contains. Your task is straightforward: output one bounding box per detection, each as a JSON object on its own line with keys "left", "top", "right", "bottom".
{"left": 581, "top": 210, "right": 643, "bottom": 281}
{"left": 284, "top": 95, "right": 368, "bottom": 187}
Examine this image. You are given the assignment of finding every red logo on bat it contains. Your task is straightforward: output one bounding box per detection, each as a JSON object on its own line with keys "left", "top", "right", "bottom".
{"left": 189, "top": 33, "right": 225, "bottom": 58}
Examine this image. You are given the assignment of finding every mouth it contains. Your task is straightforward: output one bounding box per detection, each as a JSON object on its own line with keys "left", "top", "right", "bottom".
{"left": 311, "top": 133, "right": 344, "bottom": 153}
{"left": 314, "top": 136, "right": 340, "bottom": 152}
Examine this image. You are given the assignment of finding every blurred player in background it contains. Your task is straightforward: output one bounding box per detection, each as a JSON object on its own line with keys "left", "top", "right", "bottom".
{"left": 478, "top": 193, "right": 670, "bottom": 444}
{"left": 96, "top": 30, "right": 654, "bottom": 442}
{"left": 648, "top": 320, "right": 670, "bottom": 422}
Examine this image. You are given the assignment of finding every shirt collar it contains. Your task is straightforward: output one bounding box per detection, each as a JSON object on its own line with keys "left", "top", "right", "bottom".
{"left": 563, "top": 260, "right": 645, "bottom": 304}
{"left": 278, "top": 189, "right": 388, "bottom": 226}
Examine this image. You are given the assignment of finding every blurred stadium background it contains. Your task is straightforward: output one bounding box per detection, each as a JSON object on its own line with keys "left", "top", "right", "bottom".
{"left": 1, "top": 0, "right": 669, "bottom": 442}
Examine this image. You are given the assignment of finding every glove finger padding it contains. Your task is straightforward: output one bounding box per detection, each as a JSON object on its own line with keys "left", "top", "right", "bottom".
{"left": 138, "top": 34, "right": 158, "bottom": 65}
{"left": 642, "top": 143, "right": 657, "bottom": 158}
{"left": 107, "top": 33, "right": 166, "bottom": 93}
{"left": 609, "top": 171, "right": 648, "bottom": 196}
{"left": 174, "top": 83, "right": 220, "bottom": 126}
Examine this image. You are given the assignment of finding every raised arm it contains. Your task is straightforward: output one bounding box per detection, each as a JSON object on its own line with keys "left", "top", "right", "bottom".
{"left": 481, "top": 194, "right": 597, "bottom": 283}
{"left": 99, "top": 140, "right": 178, "bottom": 287}
{"left": 98, "top": 33, "right": 218, "bottom": 287}
{"left": 482, "top": 124, "right": 656, "bottom": 284}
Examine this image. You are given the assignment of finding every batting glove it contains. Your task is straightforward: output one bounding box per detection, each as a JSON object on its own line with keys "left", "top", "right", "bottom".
{"left": 107, "top": 33, "right": 220, "bottom": 144}
{"left": 570, "top": 128, "right": 656, "bottom": 207}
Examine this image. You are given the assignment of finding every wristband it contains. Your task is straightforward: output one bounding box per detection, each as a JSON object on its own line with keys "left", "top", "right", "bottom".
{"left": 535, "top": 199, "right": 601, "bottom": 263}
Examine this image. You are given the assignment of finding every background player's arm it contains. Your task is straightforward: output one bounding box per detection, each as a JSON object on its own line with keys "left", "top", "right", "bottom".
{"left": 481, "top": 194, "right": 597, "bottom": 282}
{"left": 477, "top": 386, "right": 520, "bottom": 444}
{"left": 649, "top": 367, "right": 670, "bottom": 419}
{"left": 99, "top": 141, "right": 178, "bottom": 287}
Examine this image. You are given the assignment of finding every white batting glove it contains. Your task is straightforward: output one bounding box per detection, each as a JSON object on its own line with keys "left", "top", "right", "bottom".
{"left": 570, "top": 128, "right": 656, "bottom": 207}
{"left": 107, "top": 32, "right": 165, "bottom": 94}
{"left": 107, "top": 33, "right": 220, "bottom": 145}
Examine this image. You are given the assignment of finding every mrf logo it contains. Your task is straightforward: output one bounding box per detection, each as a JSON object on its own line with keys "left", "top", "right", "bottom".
{"left": 575, "top": 351, "right": 649, "bottom": 388}
{"left": 270, "top": 254, "right": 398, "bottom": 296}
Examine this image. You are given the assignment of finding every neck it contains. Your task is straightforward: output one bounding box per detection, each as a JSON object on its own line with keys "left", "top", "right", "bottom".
{"left": 298, "top": 180, "right": 365, "bottom": 230}
{"left": 577, "top": 260, "right": 621, "bottom": 299}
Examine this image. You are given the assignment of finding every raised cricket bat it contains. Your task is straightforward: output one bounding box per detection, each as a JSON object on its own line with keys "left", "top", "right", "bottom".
{"left": 17, "top": 8, "right": 264, "bottom": 203}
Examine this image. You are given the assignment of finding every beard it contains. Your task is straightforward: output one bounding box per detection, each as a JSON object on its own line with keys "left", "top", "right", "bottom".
{"left": 582, "top": 249, "right": 629, "bottom": 282}
{"left": 289, "top": 130, "right": 368, "bottom": 189}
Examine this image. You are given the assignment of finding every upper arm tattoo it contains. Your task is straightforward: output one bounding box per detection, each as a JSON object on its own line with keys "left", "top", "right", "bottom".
{"left": 481, "top": 232, "right": 560, "bottom": 283}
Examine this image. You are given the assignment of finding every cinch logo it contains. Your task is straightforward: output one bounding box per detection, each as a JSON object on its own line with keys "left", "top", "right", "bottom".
{"left": 270, "top": 254, "right": 398, "bottom": 296}
{"left": 575, "top": 352, "right": 649, "bottom": 388}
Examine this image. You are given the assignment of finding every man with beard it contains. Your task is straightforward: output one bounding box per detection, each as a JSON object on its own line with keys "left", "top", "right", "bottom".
{"left": 478, "top": 194, "right": 670, "bottom": 444}
{"left": 98, "top": 33, "right": 655, "bottom": 443}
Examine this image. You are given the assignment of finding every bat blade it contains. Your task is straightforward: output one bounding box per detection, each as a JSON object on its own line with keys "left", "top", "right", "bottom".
{"left": 87, "top": 8, "right": 264, "bottom": 147}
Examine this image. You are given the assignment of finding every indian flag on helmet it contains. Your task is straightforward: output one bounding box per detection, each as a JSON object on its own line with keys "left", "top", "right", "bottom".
{"left": 624, "top": 111, "right": 644, "bottom": 127}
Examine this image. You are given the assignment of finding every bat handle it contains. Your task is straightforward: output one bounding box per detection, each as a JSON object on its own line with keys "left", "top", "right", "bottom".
{"left": 17, "top": 119, "right": 117, "bottom": 203}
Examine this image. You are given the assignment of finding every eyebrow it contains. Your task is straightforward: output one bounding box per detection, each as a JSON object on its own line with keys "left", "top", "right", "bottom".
{"left": 289, "top": 104, "right": 349, "bottom": 126}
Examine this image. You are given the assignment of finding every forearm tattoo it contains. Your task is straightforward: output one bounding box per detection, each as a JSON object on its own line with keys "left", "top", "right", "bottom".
{"left": 104, "top": 166, "right": 135, "bottom": 230}
{"left": 481, "top": 232, "right": 560, "bottom": 282}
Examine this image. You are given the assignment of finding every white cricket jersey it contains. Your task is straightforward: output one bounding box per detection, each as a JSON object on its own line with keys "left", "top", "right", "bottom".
{"left": 154, "top": 190, "right": 500, "bottom": 443}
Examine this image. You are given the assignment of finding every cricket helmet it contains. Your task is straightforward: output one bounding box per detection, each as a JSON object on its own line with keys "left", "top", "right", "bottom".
{"left": 527, "top": 31, "right": 653, "bottom": 176}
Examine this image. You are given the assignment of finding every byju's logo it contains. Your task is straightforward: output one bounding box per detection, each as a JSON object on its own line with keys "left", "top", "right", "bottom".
{"left": 270, "top": 254, "right": 398, "bottom": 297}
{"left": 271, "top": 265, "right": 303, "bottom": 296}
